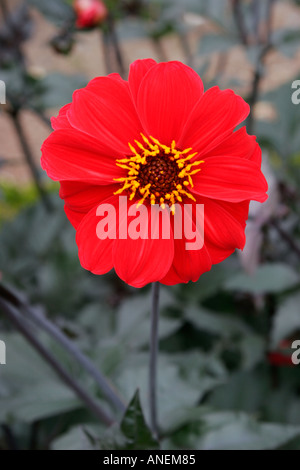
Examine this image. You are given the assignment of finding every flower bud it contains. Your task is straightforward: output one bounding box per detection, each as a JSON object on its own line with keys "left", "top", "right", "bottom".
{"left": 73, "top": 0, "right": 108, "bottom": 29}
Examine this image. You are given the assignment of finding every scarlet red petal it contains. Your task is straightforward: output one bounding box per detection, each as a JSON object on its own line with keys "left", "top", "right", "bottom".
{"left": 196, "top": 196, "right": 249, "bottom": 264}
{"left": 249, "top": 144, "right": 262, "bottom": 166}
{"left": 179, "top": 87, "right": 250, "bottom": 155}
{"left": 75, "top": 201, "right": 117, "bottom": 275}
{"left": 64, "top": 204, "right": 85, "bottom": 229}
{"left": 203, "top": 127, "right": 255, "bottom": 159}
{"left": 60, "top": 182, "right": 119, "bottom": 229}
{"left": 136, "top": 61, "right": 204, "bottom": 145}
{"left": 51, "top": 104, "right": 72, "bottom": 130}
{"left": 192, "top": 156, "right": 268, "bottom": 202}
{"left": 67, "top": 76, "right": 142, "bottom": 154}
{"left": 203, "top": 127, "right": 262, "bottom": 167}
{"left": 113, "top": 207, "right": 174, "bottom": 288}
{"left": 160, "top": 207, "right": 212, "bottom": 285}
{"left": 128, "top": 58, "right": 157, "bottom": 104}
{"left": 41, "top": 129, "right": 124, "bottom": 183}
{"left": 204, "top": 242, "right": 235, "bottom": 265}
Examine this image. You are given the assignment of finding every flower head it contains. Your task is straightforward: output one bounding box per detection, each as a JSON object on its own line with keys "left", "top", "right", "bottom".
{"left": 74, "top": 0, "right": 108, "bottom": 29}
{"left": 41, "top": 59, "right": 268, "bottom": 288}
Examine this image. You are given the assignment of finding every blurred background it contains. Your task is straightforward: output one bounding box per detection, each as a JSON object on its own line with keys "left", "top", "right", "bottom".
{"left": 1, "top": 0, "right": 300, "bottom": 450}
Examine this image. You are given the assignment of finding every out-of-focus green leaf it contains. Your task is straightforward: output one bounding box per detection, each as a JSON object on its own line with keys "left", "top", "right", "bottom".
{"left": 207, "top": 369, "right": 269, "bottom": 413}
{"left": 0, "top": 333, "right": 82, "bottom": 422}
{"left": 271, "top": 293, "right": 300, "bottom": 347}
{"left": 52, "top": 425, "right": 103, "bottom": 450}
{"left": 115, "top": 291, "right": 181, "bottom": 348}
{"left": 184, "top": 305, "right": 252, "bottom": 338}
{"left": 224, "top": 263, "right": 299, "bottom": 294}
{"left": 32, "top": 73, "right": 87, "bottom": 110}
{"left": 115, "top": 353, "right": 219, "bottom": 424}
{"left": 272, "top": 28, "right": 300, "bottom": 57}
{"left": 198, "top": 33, "right": 239, "bottom": 55}
{"left": 163, "top": 410, "right": 300, "bottom": 450}
{"left": 28, "top": 0, "right": 75, "bottom": 27}
{"left": 0, "top": 382, "right": 82, "bottom": 423}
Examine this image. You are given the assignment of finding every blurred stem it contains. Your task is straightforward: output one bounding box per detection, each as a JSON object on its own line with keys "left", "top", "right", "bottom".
{"left": 24, "top": 302, "right": 126, "bottom": 413}
{"left": 106, "top": 14, "right": 126, "bottom": 78}
{"left": 265, "top": 0, "right": 275, "bottom": 43}
{"left": 270, "top": 219, "right": 300, "bottom": 259}
{"left": 0, "top": 0, "right": 25, "bottom": 67}
{"left": 0, "top": 282, "right": 126, "bottom": 413}
{"left": 101, "top": 28, "right": 113, "bottom": 75}
{"left": 178, "top": 31, "right": 194, "bottom": 68}
{"left": 252, "top": 0, "right": 260, "bottom": 42}
{"left": 10, "top": 110, "right": 52, "bottom": 212}
{"left": 30, "top": 107, "right": 52, "bottom": 129}
{"left": 232, "top": 0, "right": 248, "bottom": 45}
{"left": 0, "top": 297, "right": 115, "bottom": 426}
{"left": 149, "top": 282, "right": 160, "bottom": 439}
{"left": 151, "top": 37, "right": 168, "bottom": 62}
{"left": 1, "top": 425, "right": 18, "bottom": 451}
{"left": 0, "top": 0, "right": 8, "bottom": 18}
{"left": 246, "top": 0, "right": 274, "bottom": 133}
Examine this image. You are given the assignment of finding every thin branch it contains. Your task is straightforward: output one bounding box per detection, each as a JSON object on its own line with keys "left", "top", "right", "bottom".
{"left": 10, "top": 110, "right": 52, "bottom": 212}
{"left": 0, "top": 0, "right": 9, "bottom": 21}
{"left": 178, "top": 31, "right": 194, "bottom": 68}
{"left": 232, "top": 0, "right": 248, "bottom": 45}
{"left": 23, "top": 304, "right": 126, "bottom": 413}
{"left": 101, "top": 28, "right": 113, "bottom": 75}
{"left": 270, "top": 219, "right": 300, "bottom": 259}
{"left": 252, "top": 0, "right": 260, "bottom": 43}
{"left": 149, "top": 282, "right": 160, "bottom": 439}
{"left": 1, "top": 424, "right": 19, "bottom": 450}
{"left": 246, "top": 43, "right": 272, "bottom": 134}
{"left": 265, "top": 0, "right": 275, "bottom": 44}
{"left": 106, "top": 14, "right": 126, "bottom": 78}
{"left": 246, "top": 0, "right": 275, "bottom": 134}
{"left": 0, "top": 297, "right": 115, "bottom": 426}
{"left": 0, "top": 283, "right": 126, "bottom": 413}
{"left": 151, "top": 37, "right": 168, "bottom": 62}
{"left": 29, "top": 107, "right": 52, "bottom": 129}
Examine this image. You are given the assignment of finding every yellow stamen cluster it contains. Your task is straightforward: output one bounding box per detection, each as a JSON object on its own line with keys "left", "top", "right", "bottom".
{"left": 114, "top": 134, "right": 203, "bottom": 214}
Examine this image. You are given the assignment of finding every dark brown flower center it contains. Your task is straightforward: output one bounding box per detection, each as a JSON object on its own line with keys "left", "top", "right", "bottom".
{"left": 114, "top": 134, "right": 204, "bottom": 212}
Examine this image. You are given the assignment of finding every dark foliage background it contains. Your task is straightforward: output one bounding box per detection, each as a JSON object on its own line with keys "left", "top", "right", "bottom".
{"left": 1, "top": 0, "right": 300, "bottom": 450}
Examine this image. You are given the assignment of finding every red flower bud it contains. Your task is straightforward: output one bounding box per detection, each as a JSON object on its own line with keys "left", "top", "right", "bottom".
{"left": 74, "top": 0, "right": 108, "bottom": 29}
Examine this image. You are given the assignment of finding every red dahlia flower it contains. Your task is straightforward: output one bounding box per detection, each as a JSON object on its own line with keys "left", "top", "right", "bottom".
{"left": 74, "top": 0, "right": 108, "bottom": 29}
{"left": 41, "top": 59, "right": 268, "bottom": 288}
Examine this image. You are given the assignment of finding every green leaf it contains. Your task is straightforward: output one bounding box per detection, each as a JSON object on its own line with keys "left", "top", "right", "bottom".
{"left": 115, "top": 291, "right": 181, "bottom": 348}
{"left": 207, "top": 369, "right": 269, "bottom": 414}
{"left": 0, "top": 382, "right": 82, "bottom": 423}
{"left": 271, "top": 293, "right": 300, "bottom": 347}
{"left": 120, "top": 390, "right": 159, "bottom": 450}
{"left": 179, "top": 261, "right": 235, "bottom": 301}
{"left": 199, "top": 33, "right": 239, "bottom": 55}
{"left": 163, "top": 410, "right": 300, "bottom": 450}
{"left": 224, "top": 263, "right": 299, "bottom": 294}
{"left": 28, "top": 0, "right": 74, "bottom": 26}
{"left": 52, "top": 425, "right": 103, "bottom": 450}
{"left": 185, "top": 305, "right": 252, "bottom": 338}
{"left": 115, "top": 354, "right": 212, "bottom": 424}
{"left": 32, "top": 73, "right": 87, "bottom": 110}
